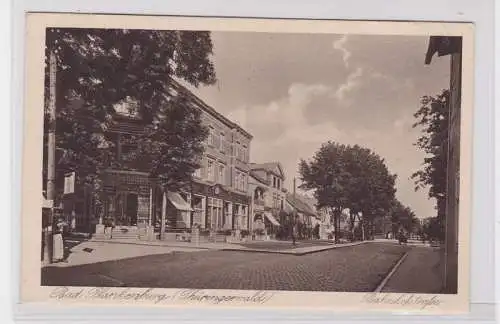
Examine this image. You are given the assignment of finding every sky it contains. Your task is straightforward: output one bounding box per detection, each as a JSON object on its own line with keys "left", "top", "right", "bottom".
{"left": 182, "top": 32, "right": 451, "bottom": 219}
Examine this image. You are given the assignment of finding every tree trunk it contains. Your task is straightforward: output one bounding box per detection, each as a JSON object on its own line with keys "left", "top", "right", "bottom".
{"left": 349, "top": 212, "right": 355, "bottom": 241}
{"left": 359, "top": 214, "right": 365, "bottom": 241}
{"left": 333, "top": 208, "right": 340, "bottom": 244}
{"left": 161, "top": 189, "right": 167, "bottom": 240}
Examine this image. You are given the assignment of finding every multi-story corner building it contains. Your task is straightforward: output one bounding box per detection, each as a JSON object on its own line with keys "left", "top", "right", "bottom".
{"left": 63, "top": 80, "right": 252, "bottom": 239}
{"left": 187, "top": 92, "right": 253, "bottom": 232}
{"left": 247, "top": 162, "right": 286, "bottom": 237}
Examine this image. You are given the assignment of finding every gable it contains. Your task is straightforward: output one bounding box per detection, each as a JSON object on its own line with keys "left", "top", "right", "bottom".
{"left": 272, "top": 163, "right": 285, "bottom": 179}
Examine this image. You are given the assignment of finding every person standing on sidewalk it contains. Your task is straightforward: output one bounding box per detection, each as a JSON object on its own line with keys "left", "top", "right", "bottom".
{"left": 52, "top": 218, "right": 66, "bottom": 262}
{"left": 291, "top": 222, "right": 297, "bottom": 246}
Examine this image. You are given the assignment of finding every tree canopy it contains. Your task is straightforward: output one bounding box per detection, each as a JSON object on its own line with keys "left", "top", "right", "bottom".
{"left": 44, "top": 28, "right": 216, "bottom": 204}
{"left": 123, "top": 92, "right": 209, "bottom": 191}
{"left": 390, "top": 199, "right": 419, "bottom": 234}
{"left": 298, "top": 141, "right": 397, "bottom": 242}
{"left": 411, "top": 89, "right": 449, "bottom": 239}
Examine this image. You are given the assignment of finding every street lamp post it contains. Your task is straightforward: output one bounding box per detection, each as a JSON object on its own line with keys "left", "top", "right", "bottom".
{"left": 43, "top": 50, "right": 57, "bottom": 265}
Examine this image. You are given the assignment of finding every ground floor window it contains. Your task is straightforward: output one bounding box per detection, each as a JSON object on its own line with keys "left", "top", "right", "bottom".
{"left": 208, "top": 197, "right": 223, "bottom": 230}
{"left": 191, "top": 195, "right": 206, "bottom": 228}
{"left": 233, "top": 204, "right": 248, "bottom": 230}
{"left": 223, "top": 201, "right": 232, "bottom": 229}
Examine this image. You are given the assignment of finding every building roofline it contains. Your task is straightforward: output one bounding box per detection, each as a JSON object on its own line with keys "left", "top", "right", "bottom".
{"left": 169, "top": 79, "right": 253, "bottom": 140}
{"left": 249, "top": 161, "right": 285, "bottom": 179}
{"left": 249, "top": 172, "right": 270, "bottom": 186}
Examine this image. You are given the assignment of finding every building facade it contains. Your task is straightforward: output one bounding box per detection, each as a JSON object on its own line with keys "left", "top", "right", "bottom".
{"left": 247, "top": 162, "right": 286, "bottom": 238}
{"left": 63, "top": 81, "right": 253, "bottom": 240}
{"left": 284, "top": 193, "right": 319, "bottom": 238}
{"left": 425, "top": 36, "right": 461, "bottom": 293}
{"left": 187, "top": 94, "right": 253, "bottom": 233}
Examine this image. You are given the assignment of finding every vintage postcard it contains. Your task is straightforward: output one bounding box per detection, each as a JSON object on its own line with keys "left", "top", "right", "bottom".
{"left": 20, "top": 13, "right": 474, "bottom": 314}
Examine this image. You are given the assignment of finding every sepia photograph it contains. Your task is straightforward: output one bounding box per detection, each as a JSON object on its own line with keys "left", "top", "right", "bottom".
{"left": 20, "top": 14, "right": 474, "bottom": 313}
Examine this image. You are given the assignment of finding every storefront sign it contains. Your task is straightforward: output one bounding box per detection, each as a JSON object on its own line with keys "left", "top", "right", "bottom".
{"left": 64, "top": 172, "right": 75, "bottom": 194}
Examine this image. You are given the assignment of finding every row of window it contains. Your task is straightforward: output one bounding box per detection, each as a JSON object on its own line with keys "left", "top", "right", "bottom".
{"left": 206, "top": 158, "right": 227, "bottom": 185}
{"left": 207, "top": 127, "right": 249, "bottom": 162}
{"left": 196, "top": 157, "right": 248, "bottom": 192}
{"left": 180, "top": 194, "right": 249, "bottom": 230}
{"left": 272, "top": 192, "right": 284, "bottom": 210}
{"left": 207, "top": 198, "right": 248, "bottom": 230}
{"left": 272, "top": 175, "right": 282, "bottom": 190}
{"left": 234, "top": 170, "right": 247, "bottom": 192}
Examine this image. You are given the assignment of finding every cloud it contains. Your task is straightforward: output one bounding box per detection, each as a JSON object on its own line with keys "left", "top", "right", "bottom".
{"left": 334, "top": 67, "right": 364, "bottom": 102}
{"left": 227, "top": 82, "right": 347, "bottom": 187}
{"left": 333, "top": 35, "right": 351, "bottom": 68}
{"left": 191, "top": 33, "right": 450, "bottom": 220}
{"left": 227, "top": 77, "right": 435, "bottom": 219}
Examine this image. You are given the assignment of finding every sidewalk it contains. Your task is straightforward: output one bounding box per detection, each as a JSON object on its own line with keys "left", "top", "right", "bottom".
{"left": 379, "top": 245, "right": 444, "bottom": 293}
{"left": 43, "top": 240, "right": 206, "bottom": 268}
{"left": 374, "top": 238, "right": 435, "bottom": 248}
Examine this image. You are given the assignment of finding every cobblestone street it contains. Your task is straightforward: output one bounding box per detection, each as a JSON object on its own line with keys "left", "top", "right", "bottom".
{"left": 42, "top": 242, "right": 409, "bottom": 292}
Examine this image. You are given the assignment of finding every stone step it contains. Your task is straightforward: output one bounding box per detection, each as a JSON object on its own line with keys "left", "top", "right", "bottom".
{"left": 112, "top": 234, "right": 139, "bottom": 239}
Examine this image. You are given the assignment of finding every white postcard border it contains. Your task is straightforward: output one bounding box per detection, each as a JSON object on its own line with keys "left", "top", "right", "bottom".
{"left": 20, "top": 13, "right": 475, "bottom": 314}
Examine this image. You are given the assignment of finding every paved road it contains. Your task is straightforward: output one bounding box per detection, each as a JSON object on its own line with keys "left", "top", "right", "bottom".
{"left": 42, "top": 242, "right": 409, "bottom": 292}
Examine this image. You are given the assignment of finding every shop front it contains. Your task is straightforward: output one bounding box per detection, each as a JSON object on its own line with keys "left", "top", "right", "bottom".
{"left": 94, "top": 172, "right": 251, "bottom": 241}
{"left": 96, "top": 169, "right": 152, "bottom": 239}
{"left": 190, "top": 181, "right": 250, "bottom": 231}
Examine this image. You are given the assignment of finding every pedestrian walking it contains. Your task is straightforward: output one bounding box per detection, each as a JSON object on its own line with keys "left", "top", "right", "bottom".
{"left": 291, "top": 223, "right": 297, "bottom": 246}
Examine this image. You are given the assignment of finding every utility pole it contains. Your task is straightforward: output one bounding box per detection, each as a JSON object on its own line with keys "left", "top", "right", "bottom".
{"left": 160, "top": 189, "right": 167, "bottom": 240}
{"left": 292, "top": 177, "right": 297, "bottom": 231}
{"left": 44, "top": 50, "right": 57, "bottom": 264}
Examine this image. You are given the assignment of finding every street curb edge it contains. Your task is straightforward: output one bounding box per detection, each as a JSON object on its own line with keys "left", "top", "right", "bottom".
{"left": 373, "top": 250, "right": 410, "bottom": 292}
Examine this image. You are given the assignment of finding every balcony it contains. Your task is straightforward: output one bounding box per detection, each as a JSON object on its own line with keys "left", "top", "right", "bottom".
{"left": 253, "top": 198, "right": 265, "bottom": 211}
{"left": 254, "top": 198, "right": 265, "bottom": 205}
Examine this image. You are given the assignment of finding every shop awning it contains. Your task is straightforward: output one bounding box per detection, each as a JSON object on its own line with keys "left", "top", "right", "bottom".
{"left": 283, "top": 200, "right": 294, "bottom": 214}
{"left": 167, "top": 192, "right": 193, "bottom": 211}
{"left": 264, "top": 212, "right": 280, "bottom": 226}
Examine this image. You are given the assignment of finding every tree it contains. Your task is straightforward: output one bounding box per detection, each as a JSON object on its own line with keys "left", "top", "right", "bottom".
{"left": 299, "top": 141, "right": 397, "bottom": 243}
{"left": 44, "top": 28, "right": 216, "bottom": 208}
{"left": 422, "top": 216, "right": 442, "bottom": 242}
{"left": 299, "top": 142, "right": 351, "bottom": 243}
{"left": 340, "top": 144, "right": 396, "bottom": 240}
{"left": 124, "top": 92, "right": 209, "bottom": 191}
{"left": 390, "top": 199, "right": 419, "bottom": 235}
{"left": 412, "top": 89, "right": 449, "bottom": 240}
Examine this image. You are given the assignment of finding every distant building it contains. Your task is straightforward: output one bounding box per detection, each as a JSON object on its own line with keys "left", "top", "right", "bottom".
{"left": 284, "top": 193, "right": 320, "bottom": 238}
{"left": 247, "top": 162, "right": 286, "bottom": 238}
{"left": 425, "top": 36, "right": 462, "bottom": 293}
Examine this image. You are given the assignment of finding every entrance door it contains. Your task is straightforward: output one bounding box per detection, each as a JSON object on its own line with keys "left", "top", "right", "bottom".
{"left": 126, "top": 193, "right": 138, "bottom": 226}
